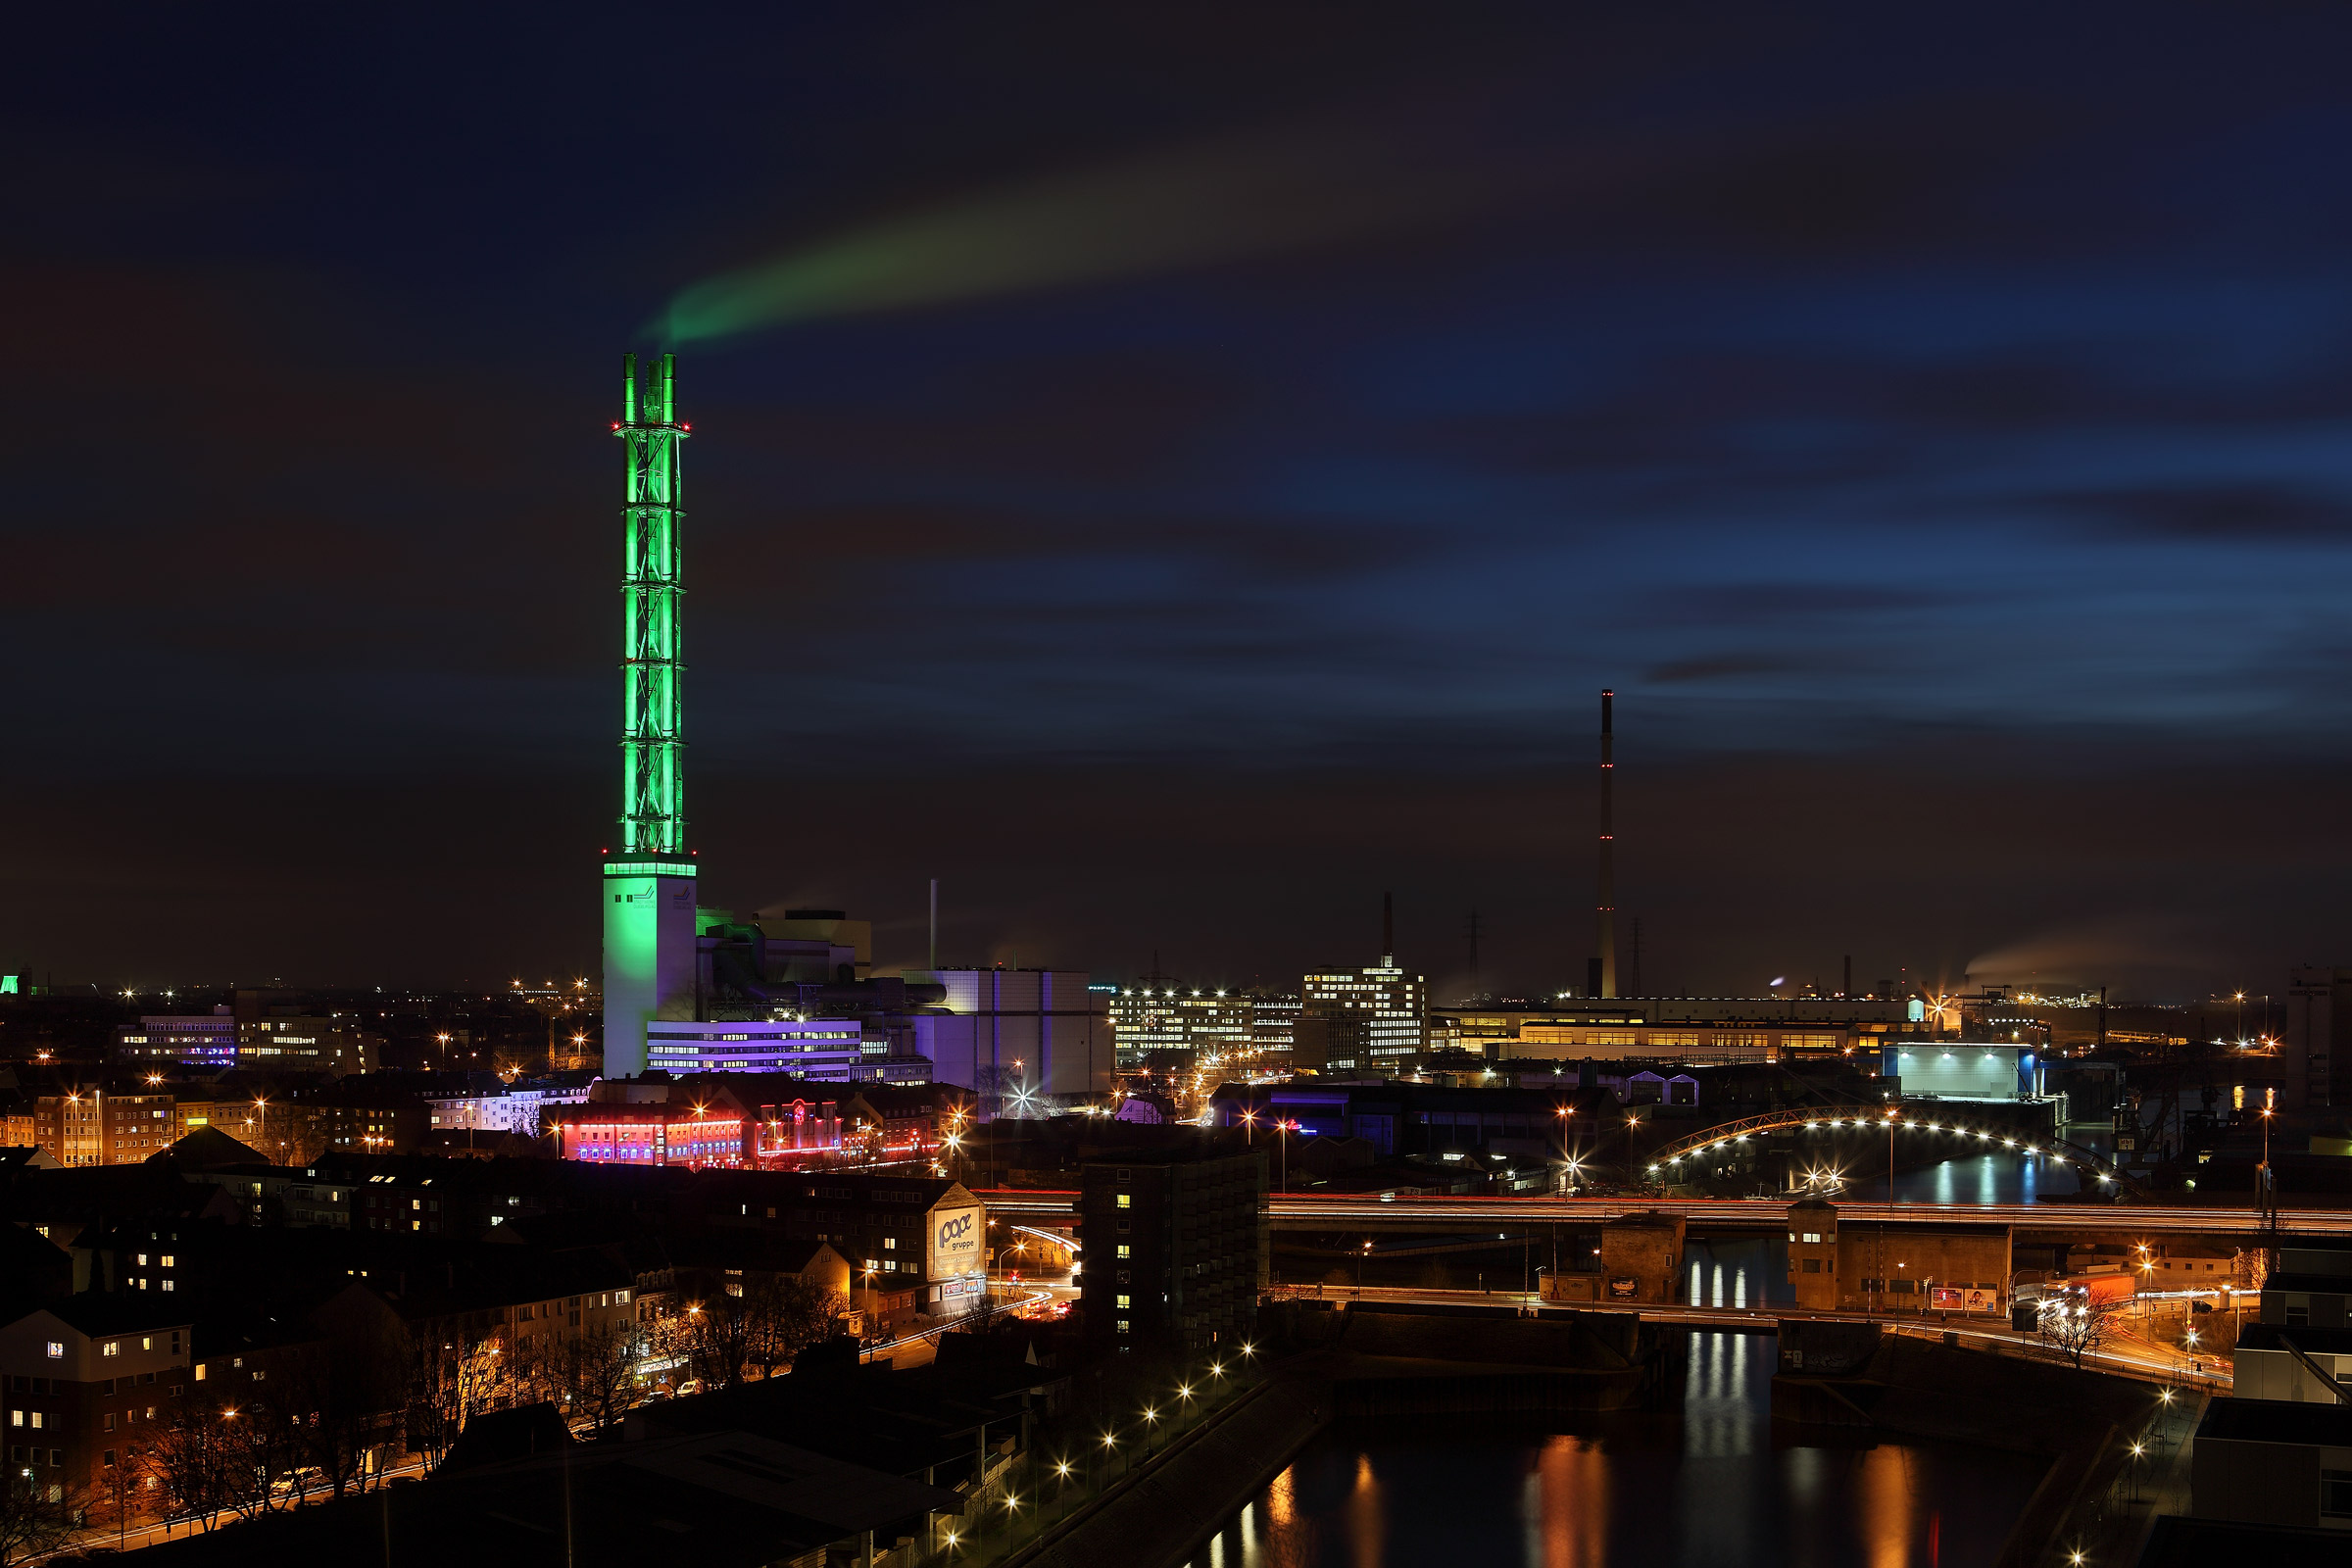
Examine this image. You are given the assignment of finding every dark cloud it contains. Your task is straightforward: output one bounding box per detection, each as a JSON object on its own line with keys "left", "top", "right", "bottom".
{"left": 2053, "top": 484, "right": 2352, "bottom": 541}
{"left": 1644, "top": 654, "right": 1815, "bottom": 685}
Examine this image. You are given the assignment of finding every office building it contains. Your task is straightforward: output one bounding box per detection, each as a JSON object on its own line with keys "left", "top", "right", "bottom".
{"left": 1298, "top": 958, "right": 1425, "bottom": 1072}
{"left": 646, "top": 1019, "right": 891, "bottom": 1080}
{"left": 1107, "top": 984, "right": 1254, "bottom": 1068}
{"left": 236, "top": 1015, "right": 375, "bottom": 1074}
{"left": 1078, "top": 1139, "right": 1266, "bottom": 1353}
{"left": 114, "top": 1007, "right": 375, "bottom": 1073}
{"left": 1450, "top": 997, "right": 1913, "bottom": 1065}
{"left": 113, "top": 1010, "right": 237, "bottom": 1066}
{"left": 1251, "top": 994, "right": 1301, "bottom": 1062}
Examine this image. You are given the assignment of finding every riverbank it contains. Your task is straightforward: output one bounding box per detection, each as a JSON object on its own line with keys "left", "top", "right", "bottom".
{"left": 1003, "top": 1373, "right": 1330, "bottom": 1568}
{"left": 1772, "top": 1325, "right": 2186, "bottom": 1567}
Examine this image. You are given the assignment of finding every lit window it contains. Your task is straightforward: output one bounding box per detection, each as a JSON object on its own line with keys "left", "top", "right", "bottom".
{"left": 44, "top": 1343, "right": 61, "bottom": 1359}
{"left": 1115, "top": 1195, "right": 1130, "bottom": 1209}
{"left": 103, "top": 1342, "right": 119, "bottom": 1357}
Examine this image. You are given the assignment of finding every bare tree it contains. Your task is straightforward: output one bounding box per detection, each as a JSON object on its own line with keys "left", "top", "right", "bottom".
{"left": 136, "top": 1396, "right": 238, "bottom": 1533}
{"left": 409, "top": 1335, "right": 513, "bottom": 1472}
{"left": 679, "top": 1296, "right": 756, "bottom": 1391}
{"left": 745, "top": 1278, "right": 851, "bottom": 1380}
{"left": 2037, "top": 1296, "right": 2124, "bottom": 1371}
{"left": 0, "top": 1473, "right": 86, "bottom": 1566}
{"left": 555, "top": 1320, "right": 647, "bottom": 1431}
{"left": 303, "top": 1307, "right": 411, "bottom": 1498}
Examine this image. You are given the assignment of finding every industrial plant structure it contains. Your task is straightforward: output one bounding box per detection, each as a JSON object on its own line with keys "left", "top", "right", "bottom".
{"left": 590, "top": 356, "right": 1108, "bottom": 1104}
{"left": 602, "top": 352, "right": 697, "bottom": 1078}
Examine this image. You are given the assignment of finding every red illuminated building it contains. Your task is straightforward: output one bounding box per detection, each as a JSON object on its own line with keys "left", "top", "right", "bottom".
{"left": 548, "top": 1103, "right": 745, "bottom": 1167}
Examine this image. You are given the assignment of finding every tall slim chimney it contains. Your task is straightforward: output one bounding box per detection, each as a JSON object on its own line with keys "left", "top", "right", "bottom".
{"left": 1382, "top": 891, "right": 1395, "bottom": 964}
{"left": 1596, "top": 689, "right": 1617, "bottom": 999}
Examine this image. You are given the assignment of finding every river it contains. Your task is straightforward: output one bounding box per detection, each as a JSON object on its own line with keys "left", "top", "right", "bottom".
{"left": 1184, "top": 1330, "right": 2049, "bottom": 1568}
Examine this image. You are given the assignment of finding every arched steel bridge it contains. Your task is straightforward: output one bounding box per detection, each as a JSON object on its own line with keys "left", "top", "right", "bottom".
{"left": 1646, "top": 1105, "right": 2133, "bottom": 1192}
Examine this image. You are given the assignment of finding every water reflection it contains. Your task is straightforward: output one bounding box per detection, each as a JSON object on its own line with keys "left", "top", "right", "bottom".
{"left": 1686, "top": 1237, "right": 1788, "bottom": 1310}
{"left": 1186, "top": 1331, "right": 2046, "bottom": 1567}
{"left": 1889, "top": 1150, "right": 2080, "bottom": 1205}
{"left": 1529, "top": 1437, "right": 1608, "bottom": 1568}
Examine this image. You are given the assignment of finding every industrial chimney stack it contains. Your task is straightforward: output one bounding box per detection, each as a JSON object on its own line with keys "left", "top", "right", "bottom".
{"left": 1594, "top": 689, "right": 1617, "bottom": 999}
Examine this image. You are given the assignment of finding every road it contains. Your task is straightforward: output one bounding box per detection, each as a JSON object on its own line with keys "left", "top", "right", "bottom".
{"left": 36, "top": 1458, "right": 429, "bottom": 1562}
{"left": 974, "top": 1188, "right": 2352, "bottom": 1238}
{"left": 1278, "top": 1282, "right": 2230, "bottom": 1391}
{"left": 862, "top": 1280, "right": 1071, "bottom": 1369}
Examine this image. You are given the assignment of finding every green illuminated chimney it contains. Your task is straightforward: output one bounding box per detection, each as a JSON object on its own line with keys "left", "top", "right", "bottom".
{"left": 603, "top": 352, "right": 697, "bottom": 1076}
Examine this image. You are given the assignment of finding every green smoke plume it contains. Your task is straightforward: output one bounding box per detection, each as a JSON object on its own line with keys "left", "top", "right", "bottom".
{"left": 658, "top": 123, "right": 1537, "bottom": 343}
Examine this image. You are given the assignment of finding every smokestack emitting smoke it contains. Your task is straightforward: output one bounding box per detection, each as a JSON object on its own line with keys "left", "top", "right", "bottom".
{"left": 1596, "top": 689, "right": 1616, "bottom": 999}
{"left": 653, "top": 119, "right": 1634, "bottom": 345}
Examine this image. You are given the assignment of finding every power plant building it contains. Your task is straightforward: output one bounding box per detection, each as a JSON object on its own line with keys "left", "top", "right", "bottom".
{"left": 588, "top": 360, "right": 1104, "bottom": 1103}
{"left": 902, "top": 968, "right": 1108, "bottom": 1101}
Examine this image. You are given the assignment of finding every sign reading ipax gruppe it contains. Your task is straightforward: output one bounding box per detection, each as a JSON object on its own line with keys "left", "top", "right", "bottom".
{"left": 929, "top": 1202, "right": 983, "bottom": 1279}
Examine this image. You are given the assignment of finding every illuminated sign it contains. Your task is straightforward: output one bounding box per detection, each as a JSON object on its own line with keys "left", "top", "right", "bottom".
{"left": 928, "top": 1203, "right": 983, "bottom": 1279}
{"left": 1930, "top": 1286, "right": 2000, "bottom": 1313}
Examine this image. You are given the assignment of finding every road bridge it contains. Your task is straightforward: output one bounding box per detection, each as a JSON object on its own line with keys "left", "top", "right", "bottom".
{"left": 974, "top": 1189, "right": 2352, "bottom": 1246}
{"left": 1645, "top": 1103, "right": 2131, "bottom": 1190}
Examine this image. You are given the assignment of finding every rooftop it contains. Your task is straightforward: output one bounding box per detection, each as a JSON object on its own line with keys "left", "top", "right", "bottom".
{"left": 2195, "top": 1395, "right": 2352, "bottom": 1446}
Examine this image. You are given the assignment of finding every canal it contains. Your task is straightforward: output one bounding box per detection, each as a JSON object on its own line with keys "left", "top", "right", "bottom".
{"left": 1183, "top": 1330, "right": 2049, "bottom": 1567}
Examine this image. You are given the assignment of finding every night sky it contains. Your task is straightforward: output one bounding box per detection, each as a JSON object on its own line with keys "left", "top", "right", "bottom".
{"left": 10, "top": 4, "right": 2352, "bottom": 1000}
